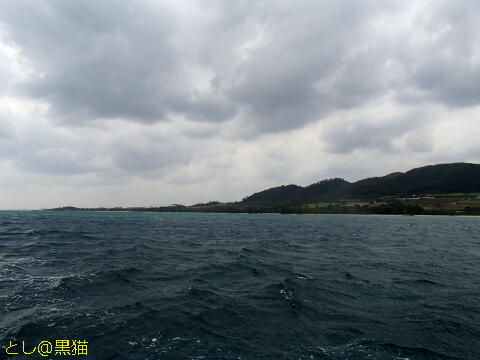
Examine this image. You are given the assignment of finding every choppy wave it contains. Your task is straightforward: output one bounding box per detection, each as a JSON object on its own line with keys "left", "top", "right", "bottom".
{"left": 0, "top": 211, "right": 479, "bottom": 359}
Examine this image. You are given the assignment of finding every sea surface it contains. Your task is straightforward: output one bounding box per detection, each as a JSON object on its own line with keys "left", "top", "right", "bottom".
{"left": 0, "top": 211, "right": 479, "bottom": 360}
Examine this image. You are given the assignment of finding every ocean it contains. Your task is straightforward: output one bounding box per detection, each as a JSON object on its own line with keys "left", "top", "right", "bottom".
{"left": 0, "top": 211, "right": 479, "bottom": 359}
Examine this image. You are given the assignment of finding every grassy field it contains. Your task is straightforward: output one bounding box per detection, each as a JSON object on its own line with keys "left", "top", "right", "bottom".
{"left": 397, "top": 194, "right": 480, "bottom": 214}
{"left": 300, "top": 193, "right": 480, "bottom": 215}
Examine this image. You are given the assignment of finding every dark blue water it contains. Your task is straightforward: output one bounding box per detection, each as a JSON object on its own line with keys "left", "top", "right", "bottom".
{"left": 0, "top": 211, "right": 479, "bottom": 359}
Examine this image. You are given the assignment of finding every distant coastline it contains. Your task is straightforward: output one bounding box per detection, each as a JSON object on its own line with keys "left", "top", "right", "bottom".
{"left": 53, "top": 209, "right": 480, "bottom": 218}
{"left": 50, "top": 162, "right": 480, "bottom": 216}
{"left": 48, "top": 209, "right": 480, "bottom": 218}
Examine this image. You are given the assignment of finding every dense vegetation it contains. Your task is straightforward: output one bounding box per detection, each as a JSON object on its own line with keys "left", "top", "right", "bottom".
{"left": 52, "top": 163, "right": 480, "bottom": 215}
{"left": 242, "top": 163, "right": 480, "bottom": 205}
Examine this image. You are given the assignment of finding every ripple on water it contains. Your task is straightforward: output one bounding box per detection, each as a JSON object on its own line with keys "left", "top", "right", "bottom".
{"left": 0, "top": 211, "right": 478, "bottom": 359}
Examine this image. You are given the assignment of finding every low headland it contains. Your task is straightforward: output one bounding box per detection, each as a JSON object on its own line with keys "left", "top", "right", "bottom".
{"left": 51, "top": 162, "right": 480, "bottom": 216}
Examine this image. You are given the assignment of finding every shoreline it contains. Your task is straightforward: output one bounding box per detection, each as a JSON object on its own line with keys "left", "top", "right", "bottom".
{"left": 56, "top": 210, "right": 480, "bottom": 218}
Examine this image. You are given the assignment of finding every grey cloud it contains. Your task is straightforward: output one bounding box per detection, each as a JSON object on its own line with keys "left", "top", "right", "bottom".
{"left": 399, "top": 1, "right": 480, "bottom": 107}
{"left": 0, "top": 0, "right": 479, "bottom": 182}
{"left": 404, "top": 130, "right": 434, "bottom": 153}
{"left": 16, "top": 148, "right": 89, "bottom": 175}
{"left": 414, "top": 56, "right": 480, "bottom": 108}
{"left": 109, "top": 134, "right": 192, "bottom": 172}
{"left": 0, "top": 0, "right": 422, "bottom": 134}
{"left": 224, "top": 1, "right": 397, "bottom": 133}
{"left": 4, "top": 129, "right": 95, "bottom": 175}
{"left": 0, "top": 118, "right": 195, "bottom": 176}
{"left": 1, "top": 1, "right": 236, "bottom": 124}
{"left": 0, "top": 116, "right": 13, "bottom": 139}
{"left": 169, "top": 93, "right": 237, "bottom": 123}
{"left": 2, "top": 1, "right": 480, "bottom": 209}
{"left": 179, "top": 123, "right": 221, "bottom": 139}
{"left": 321, "top": 114, "right": 423, "bottom": 154}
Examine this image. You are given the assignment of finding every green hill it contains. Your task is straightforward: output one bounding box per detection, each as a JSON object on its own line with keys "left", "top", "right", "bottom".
{"left": 242, "top": 163, "right": 480, "bottom": 205}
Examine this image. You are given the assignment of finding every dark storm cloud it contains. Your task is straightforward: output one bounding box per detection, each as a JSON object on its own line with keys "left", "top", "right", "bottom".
{"left": 1, "top": 0, "right": 480, "bottom": 135}
{"left": 0, "top": 0, "right": 407, "bottom": 133}
{"left": 2, "top": 0, "right": 480, "bottom": 210}
{"left": 0, "top": 1, "right": 237, "bottom": 124}
{"left": 224, "top": 1, "right": 397, "bottom": 133}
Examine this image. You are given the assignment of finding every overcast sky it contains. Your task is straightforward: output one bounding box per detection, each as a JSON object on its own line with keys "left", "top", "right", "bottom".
{"left": 0, "top": 0, "right": 479, "bottom": 209}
